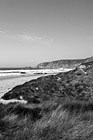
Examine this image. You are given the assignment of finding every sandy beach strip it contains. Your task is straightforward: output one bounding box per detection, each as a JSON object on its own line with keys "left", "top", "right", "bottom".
{"left": 0, "top": 74, "right": 47, "bottom": 98}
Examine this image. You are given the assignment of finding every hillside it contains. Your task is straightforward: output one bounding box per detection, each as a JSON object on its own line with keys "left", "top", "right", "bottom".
{"left": 37, "top": 56, "right": 93, "bottom": 69}
{"left": 0, "top": 57, "right": 93, "bottom": 139}
{"left": 2, "top": 57, "right": 93, "bottom": 102}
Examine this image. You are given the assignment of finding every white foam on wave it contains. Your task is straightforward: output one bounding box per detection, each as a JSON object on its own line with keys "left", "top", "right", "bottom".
{"left": 0, "top": 68, "right": 73, "bottom": 77}
{"left": 0, "top": 98, "right": 27, "bottom": 105}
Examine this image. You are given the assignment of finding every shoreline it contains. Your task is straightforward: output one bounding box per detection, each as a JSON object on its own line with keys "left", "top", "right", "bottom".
{"left": 0, "top": 74, "right": 45, "bottom": 81}
{"left": 0, "top": 73, "right": 53, "bottom": 98}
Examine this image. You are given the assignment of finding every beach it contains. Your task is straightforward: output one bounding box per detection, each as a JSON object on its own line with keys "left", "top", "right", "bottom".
{"left": 0, "top": 74, "right": 45, "bottom": 98}
{"left": 0, "top": 68, "right": 71, "bottom": 98}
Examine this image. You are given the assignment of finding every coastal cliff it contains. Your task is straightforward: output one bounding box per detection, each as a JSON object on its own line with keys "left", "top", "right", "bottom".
{"left": 37, "top": 56, "right": 93, "bottom": 69}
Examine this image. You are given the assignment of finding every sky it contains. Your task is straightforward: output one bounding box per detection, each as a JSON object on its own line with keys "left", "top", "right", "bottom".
{"left": 0, "top": 0, "right": 93, "bottom": 67}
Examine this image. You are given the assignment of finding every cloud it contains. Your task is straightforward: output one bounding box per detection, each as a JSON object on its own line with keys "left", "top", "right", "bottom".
{"left": 18, "top": 34, "right": 43, "bottom": 42}
{"left": 0, "top": 30, "right": 53, "bottom": 45}
{"left": 17, "top": 34, "right": 53, "bottom": 45}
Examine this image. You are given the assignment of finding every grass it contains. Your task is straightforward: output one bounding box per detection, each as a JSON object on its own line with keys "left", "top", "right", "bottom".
{"left": 0, "top": 99, "right": 93, "bottom": 139}
{"left": 1, "top": 60, "right": 93, "bottom": 139}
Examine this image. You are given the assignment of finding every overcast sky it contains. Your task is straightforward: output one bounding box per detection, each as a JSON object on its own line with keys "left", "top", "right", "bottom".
{"left": 0, "top": 0, "right": 93, "bottom": 67}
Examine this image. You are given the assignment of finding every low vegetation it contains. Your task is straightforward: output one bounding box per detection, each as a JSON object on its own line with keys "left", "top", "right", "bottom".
{"left": 0, "top": 99, "right": 93, "bottom": 140}
{"left": 0, "top": 59, "right": 93, "bottom": 139}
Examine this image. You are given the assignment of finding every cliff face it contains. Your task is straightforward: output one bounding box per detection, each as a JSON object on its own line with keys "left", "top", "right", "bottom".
{"left": 37, "top": 57, "right": 93, "bottom": 69}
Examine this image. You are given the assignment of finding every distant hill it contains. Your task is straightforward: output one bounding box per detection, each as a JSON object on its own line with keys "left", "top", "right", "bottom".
{"left": 37, "top": 56, "right": 93, "bottom": 69}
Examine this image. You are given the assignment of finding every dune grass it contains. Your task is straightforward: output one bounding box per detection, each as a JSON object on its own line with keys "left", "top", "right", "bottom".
{"left": 0, "top": 99, "right": 93, "bottom": 140}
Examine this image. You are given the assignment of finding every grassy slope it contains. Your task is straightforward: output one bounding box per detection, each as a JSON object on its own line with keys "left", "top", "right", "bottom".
{"left": 0, "top": 59, "right": 93, "bottom": 139}
{"left": 1, "top": 100, "right": 93, "bottom": 140}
